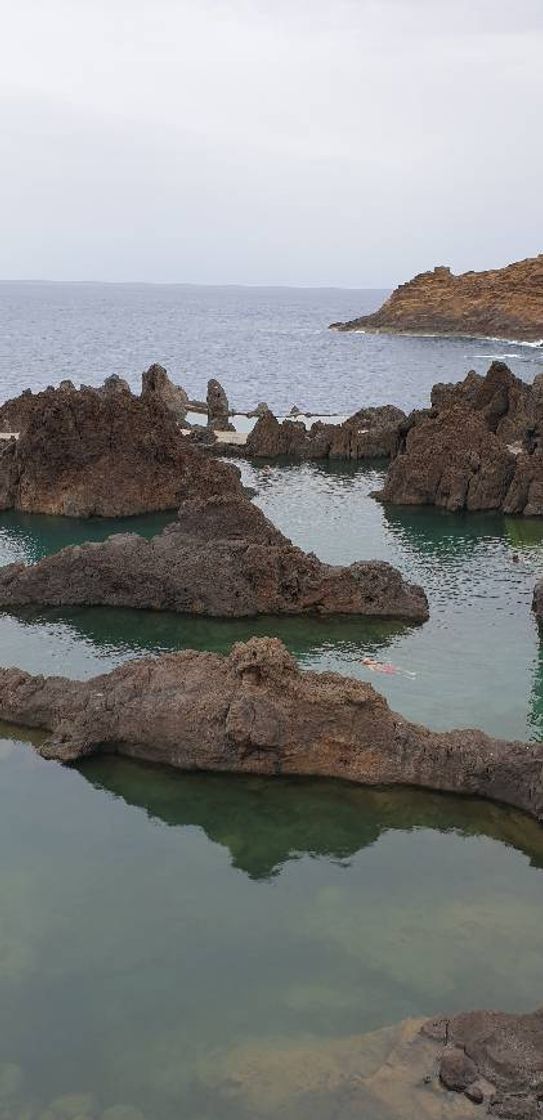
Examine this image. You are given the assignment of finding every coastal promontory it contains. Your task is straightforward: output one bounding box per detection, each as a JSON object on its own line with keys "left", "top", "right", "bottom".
{"left": 330, "top": 255, "right": 543, "bottom": 342}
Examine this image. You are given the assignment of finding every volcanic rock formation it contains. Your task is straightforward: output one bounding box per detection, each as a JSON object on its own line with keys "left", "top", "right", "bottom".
{"left": 377, "top": 362, "right": 543, "bottom": 515}
{"left": 207, "top": 378, "right": 234, "bottom": 431}
{"left": 0, "top": 379, "right": 242, "bottom": 517}
{"left": 0, "top": 637, "right": 541, "bottom": 822}
{"left": 140, "top": 363, "right": 190, "bottom": 423}
{"left": 0, "top": 495, "right": 429, "bottom": 619}
{"left": 245, "top": 405, "right": 406, "bottom": 460}
{"left": 330, "top": 255, "right": 543, "bottom": 343}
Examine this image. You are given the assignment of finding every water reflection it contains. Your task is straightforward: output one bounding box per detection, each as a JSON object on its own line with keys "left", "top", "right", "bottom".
{"left": 0, "top": 508, "right": 172, "bottom": 566}
{"left": 80, "top": 758, "right": 543, "bottom": 880}
{"left": 382, "top": 503, "right": 543, "bottom": 560}
{"left": 0, "top": 605, "right": 413, "bottom": 675}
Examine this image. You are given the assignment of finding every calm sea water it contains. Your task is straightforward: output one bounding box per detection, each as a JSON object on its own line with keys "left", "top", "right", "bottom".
{"left": 1, "top": 281, "right": 542, "bottom": 413}
{"left": 1, "top": 284, "right": 543, "bottom": 1120}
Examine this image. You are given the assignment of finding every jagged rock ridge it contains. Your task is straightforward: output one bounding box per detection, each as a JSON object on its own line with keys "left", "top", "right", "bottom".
{"left": 377, "top": 361, "right": 543, "bottom": 516}
{"left": 0, "top": 495, "right": 429, "bottom": 620}
{"left": 0, "top": 637, "right": 541, "bottom": 822}
{"left": 0, "top": 377, "right": 242, "bottom": 517}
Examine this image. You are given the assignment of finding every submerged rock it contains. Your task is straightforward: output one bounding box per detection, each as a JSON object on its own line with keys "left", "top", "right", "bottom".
{"left": 0, "top": 636, "right": 541, "bottom": 820}
{"left": 207, "top": 1004, "right": 543, "bottom": 1119}
{"left": 330, "top": 254, "right": 543, "bottom": 343}
{"left": 0, "top": 381, "right": 242, "bottom": 517}
{"left": 0, "top": 495, "right": 429, "bottom": 619}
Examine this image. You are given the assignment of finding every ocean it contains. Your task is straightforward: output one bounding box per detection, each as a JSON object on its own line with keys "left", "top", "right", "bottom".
{"left": 1, "top": 281, "right": 541, "bottom": 413}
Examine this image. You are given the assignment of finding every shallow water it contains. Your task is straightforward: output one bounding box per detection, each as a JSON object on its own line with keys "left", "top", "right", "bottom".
{"left": 1, "top": 285, "right": 543, "bottom": 1118}
{"left": 2, "top": 738, "right": 543, "bottom": 1120}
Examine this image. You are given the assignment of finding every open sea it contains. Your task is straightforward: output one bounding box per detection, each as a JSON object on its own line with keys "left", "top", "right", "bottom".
{"left": 1, "top": 282, "right": 543, "bottom": 1120}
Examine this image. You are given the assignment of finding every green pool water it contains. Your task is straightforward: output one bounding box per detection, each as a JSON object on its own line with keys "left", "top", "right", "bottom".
{"left": 1, "top": 461, "right": 543, "bottom": 1119}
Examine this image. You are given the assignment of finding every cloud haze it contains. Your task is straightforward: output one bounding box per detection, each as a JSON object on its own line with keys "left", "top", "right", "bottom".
{"left": 1, "top": 0, "right": 542, "bottom": 284}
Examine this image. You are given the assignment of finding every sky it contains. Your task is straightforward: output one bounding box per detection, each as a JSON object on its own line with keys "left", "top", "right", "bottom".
{"left": 0, "top": 0, "right": 542, "bottom": 286}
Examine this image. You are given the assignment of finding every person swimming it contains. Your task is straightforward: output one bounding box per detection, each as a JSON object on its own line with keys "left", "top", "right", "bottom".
{"left": 361, "top": 657, "right": 416, "bottom": 678}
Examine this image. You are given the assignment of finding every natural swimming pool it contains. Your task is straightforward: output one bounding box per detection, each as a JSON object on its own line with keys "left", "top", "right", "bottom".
{"left": 1, "top": 459, "right": 543, "bottom": 1119}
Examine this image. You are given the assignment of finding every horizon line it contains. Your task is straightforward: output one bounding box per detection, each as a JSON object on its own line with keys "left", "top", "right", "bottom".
{"left": 0, "top": 278, "right": 392, "bottom": 291}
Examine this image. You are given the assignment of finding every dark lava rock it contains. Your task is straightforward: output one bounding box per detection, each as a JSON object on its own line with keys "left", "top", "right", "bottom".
{"left": 245, "top": 406, "right": 407, "bottom": 461}
{"left": 140, "top": 363, "right": 190, "bottom": 423}
{"left": 207, "top": 378, "right": 235, "bottom": 431}
{"left": 0, "top": 381, "right": 242, "bottom": 517}
{"left": 0, "top": 493, "right": 429, "bottom": 620}
{"left": 376, "top": 406, "right": 516, "bottom": 512}
{"left": 0, "top": 638, "right": 542, "bottom": 829}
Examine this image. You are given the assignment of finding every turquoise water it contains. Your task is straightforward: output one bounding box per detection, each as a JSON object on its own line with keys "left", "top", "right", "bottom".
{"left": 1, "top": 462, "right": 543, "bottom": 1118}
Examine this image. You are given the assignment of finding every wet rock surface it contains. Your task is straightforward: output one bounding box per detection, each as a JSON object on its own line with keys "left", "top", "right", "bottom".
{"left": 0, "top": 495, "right": 429, "bottom": 619}
{"left": 377, "top": 363, "right": 543, "bottom": 515}
{"left": 0, "top": 636, "right": 541, "bottom": 822}
{"left": 0, "top": 380, "right": 242, "bottom": 517}
{"left": 330, "top": 255, "right": 543, "bottom": 343}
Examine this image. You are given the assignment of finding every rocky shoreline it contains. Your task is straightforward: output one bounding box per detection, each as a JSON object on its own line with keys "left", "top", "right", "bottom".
{"left": 329, "top": 255, "right": 543, "bottom": 343}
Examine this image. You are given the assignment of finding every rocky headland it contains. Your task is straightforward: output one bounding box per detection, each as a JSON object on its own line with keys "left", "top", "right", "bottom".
{"left": 376, "top": 361, "right": 543, "bottom": 515}
{"left": 0, "top": 636, "right": 540, "bottom": 819}
{"left": 0, "top": 374, "right": 242, "bottom": 517}
{"left": 0, "top": 494, "right": 429, "bottom": 619}
{"left": 330, "top": 255, "right": 543, "bottom": 343}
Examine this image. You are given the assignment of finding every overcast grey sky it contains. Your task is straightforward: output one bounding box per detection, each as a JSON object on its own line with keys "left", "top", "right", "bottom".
{"left": 1, "top": 0, "right": 542, "bottom": 285}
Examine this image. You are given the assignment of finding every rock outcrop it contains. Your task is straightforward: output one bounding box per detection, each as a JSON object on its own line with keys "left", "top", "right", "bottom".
{"left": 245, "top": 405, "right": 406, "bottom": 460}
{"left": 0, "top": 637, "right": 541, "bottom": 823}
{"left": 377, "top": 406, "right": 517, "bottom": 512}
{"left": 532, "top": 578, "right": 543, "bottom": 624}
{"left": 0, "top": 380, "right": 242, "bottom": 517}
{"left": 330, "top": 255, "right": 543, "bottom": 343}
{"left": 140, "top": 363, "right": 190, "bottom": 423}
{"left": 377, "top": 362, "right": 543, "bottom": 515}
{"left": 0, "top": 495, "right": 429, "bottom": 619}
{"left": 431, "top": 362, "right": 543, "bottom": 448}
{"left": 207, "top": 378, "right": 234, "bottom": 431}
{"left": 209, "top": 1003, "right": 543, "bottom": 1119}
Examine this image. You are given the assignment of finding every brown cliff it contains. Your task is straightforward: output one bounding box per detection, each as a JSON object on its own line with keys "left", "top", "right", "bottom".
{"left": 0, "top": 637, "right": 540, "bottom": 822}
{"left": 0, "top": 379, "right": 242, "bottom": 517}
{"left": 0, "top": 494, "right": 429, "bottom": 620}
{"left": 330, "top": 256, "right": 543, "bottom": 343}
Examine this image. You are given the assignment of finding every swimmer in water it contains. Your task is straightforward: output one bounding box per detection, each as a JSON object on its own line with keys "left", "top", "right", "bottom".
{"left": 361, "top": 657, "right": 417, "bottom": 679}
